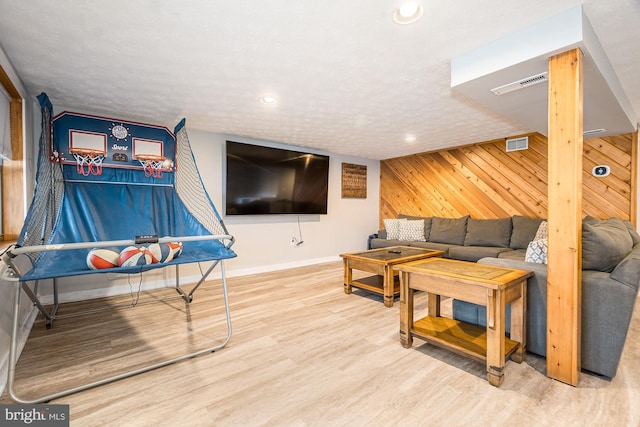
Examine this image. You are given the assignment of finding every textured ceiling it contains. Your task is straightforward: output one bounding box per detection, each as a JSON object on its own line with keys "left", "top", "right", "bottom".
{"left": 0, "top": 0, "right": 639, "bottom": 160}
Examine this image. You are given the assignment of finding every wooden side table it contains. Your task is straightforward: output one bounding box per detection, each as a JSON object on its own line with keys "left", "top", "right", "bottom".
{"left": 340, "top": 246, "right": 444, "bottom": 307}
{"left": 396, "top": 258, "right": 532, "bottom": 386}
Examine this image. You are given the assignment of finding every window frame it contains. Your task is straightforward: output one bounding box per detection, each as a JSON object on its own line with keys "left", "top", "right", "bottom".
{"left": 0, "top": 63, "right": 24, "bottom": 241}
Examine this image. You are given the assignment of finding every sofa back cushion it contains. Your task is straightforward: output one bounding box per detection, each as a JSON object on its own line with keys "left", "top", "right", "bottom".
{"left": 622, "top": 220, "right": 640, "bottom": 246}
{"left": 429, "top": 216, "right": 469, "bottom": 245}
{"left": 611, "top": 244, "right": 640, "bottom": 288}
{"left": 464, "top": 218, "right": 512, "bottom": 247}
{"left": 583, "top": 218, "right": 633, "bottom": 272}
{"left": 510, "top": 216, "right": 545, "bottom": 249}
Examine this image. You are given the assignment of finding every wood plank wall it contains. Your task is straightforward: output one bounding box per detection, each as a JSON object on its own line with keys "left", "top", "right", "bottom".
{"left": 379, "top": 132, "right": 636, "bottom": 227}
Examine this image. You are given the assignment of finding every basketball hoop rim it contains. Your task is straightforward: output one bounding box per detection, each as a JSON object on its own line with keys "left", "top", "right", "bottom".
{"left": 69, "top": 148, "right": 106, "bottom": 156}
{"left": 135, "top": 154, "right": 166, "bottom": 161}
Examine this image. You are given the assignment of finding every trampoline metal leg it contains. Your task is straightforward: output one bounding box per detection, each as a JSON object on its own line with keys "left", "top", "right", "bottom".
{"left": 188, "top": 260, "right": 220, "bottom": 300}
{"left": 174, "top": 260, "right": 220, "bottom": 303}
{"left": 20, "top": 281, "right": 54, "bottom": 326}
{"left": 6, "top": 260, "right": 233, "bottom": 404}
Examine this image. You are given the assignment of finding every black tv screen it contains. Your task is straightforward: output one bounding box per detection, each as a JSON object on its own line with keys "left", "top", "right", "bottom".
{"left": 225, "top": 141, "right": 329, "bottom": 215}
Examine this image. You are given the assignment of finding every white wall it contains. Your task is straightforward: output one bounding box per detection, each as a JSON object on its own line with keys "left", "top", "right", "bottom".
{"left": 191, "top": 130, "right": 380, "bottom": 275}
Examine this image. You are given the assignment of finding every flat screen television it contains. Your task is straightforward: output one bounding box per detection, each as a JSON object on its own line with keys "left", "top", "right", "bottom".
{"left": 225, "top": 141, "right": 330, "bottom": 215}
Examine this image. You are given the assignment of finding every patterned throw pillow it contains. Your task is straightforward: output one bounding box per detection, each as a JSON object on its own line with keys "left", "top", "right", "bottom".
{"left": 525, "top": 239, "right": 548, "bottom": 264}
{"left": 533, "top": 220, "right": 548, "bottom": 241}
{"left": 399, "top": 219, "right": 426, "bottom": 241}
{"left": 383, "top": 218, "right": 406, "bottom": 240}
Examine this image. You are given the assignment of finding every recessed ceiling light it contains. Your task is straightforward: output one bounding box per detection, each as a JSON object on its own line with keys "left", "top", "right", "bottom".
{"left": 393, "top": 2, "right": 423, "bottom": 25}
{"left": 404, "top": 135, "right": 417, "bottom": 143}
{"left": 259, "top": 96, "right": 278, "bottom": 104}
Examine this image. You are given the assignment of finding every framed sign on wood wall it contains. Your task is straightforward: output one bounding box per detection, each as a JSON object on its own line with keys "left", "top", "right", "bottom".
{"left": 341, "top": 163, "right": 367, "bottom": 198}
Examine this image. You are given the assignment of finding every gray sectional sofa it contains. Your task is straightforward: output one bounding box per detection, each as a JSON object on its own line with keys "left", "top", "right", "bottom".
{"left": 371, "top": 214, "right": 640, "bottom": 378}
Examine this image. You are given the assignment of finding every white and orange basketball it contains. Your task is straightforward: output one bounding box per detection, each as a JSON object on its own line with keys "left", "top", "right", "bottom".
{"left": 148, "top": 242, "right": 173, "bottom": 263}
{"left": 86, "top": 248, "right": 120, "bottom": 270}
{"left": 167, "top": 241, "right": 183, "bottom": 259}
{"left": 118, "top": 245, "right": 153, "bottom": 267}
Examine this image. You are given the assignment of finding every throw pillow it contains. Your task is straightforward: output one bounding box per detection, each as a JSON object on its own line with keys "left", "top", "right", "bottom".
{"left": 399, "top": 214, "right": 432, "bottom": 241}
{"left": 429, "top": 216, "right": 469, "bottom": 245}
{"left": 533, "top": 221, "right": 548, "bottom": 241}
{"left": 525, "top": 239, "right": 547, "bottom": 264}
{"left": 582, "top": 218, "right": 633, "bottom": 272}
{"left": 510, "top": 216, "right": 545, "bottom": 249}
{"left": 383, "top": 218, "right": 406, "bottom": 240}
{"left": 399, "top": 219, "right": 426, "bottom": 241}
{"left": 464, "top": 218, "right": 512, "bottom": 247}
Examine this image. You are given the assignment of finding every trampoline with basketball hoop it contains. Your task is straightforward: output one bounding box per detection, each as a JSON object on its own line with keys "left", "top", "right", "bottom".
{"left": 1, "top": 93, "right": 237, "bottom": 403}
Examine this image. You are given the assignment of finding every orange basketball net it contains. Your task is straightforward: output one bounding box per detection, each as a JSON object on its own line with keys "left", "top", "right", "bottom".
{"left": 69, "top": 148, "right": 106, "bottom": 176}
{"left": 136, "top": 154, "right": 171, "bottom": 178}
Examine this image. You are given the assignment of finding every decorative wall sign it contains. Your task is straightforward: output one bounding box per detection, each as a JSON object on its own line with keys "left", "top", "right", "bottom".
{"left": 342, "top": 163, "right": 367, "bottom": 198}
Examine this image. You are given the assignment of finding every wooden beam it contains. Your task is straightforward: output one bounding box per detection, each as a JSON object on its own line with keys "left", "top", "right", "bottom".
{"left": 9, "top": 97, "right": 22, "bottom": 160}
{"left": 631, "top": 131, "right": 638, "bottom": 227}
{"left": 0, "top": 62, "right": 20, "bottom": 98}
{"left": 0, "top": 62, "right": 25, "bottom": 239}
{"left": 2, "top": 159, "right": 24, "bottom": 239}
{"left": 546, "top": 48, "right": 583, "bottom": 385}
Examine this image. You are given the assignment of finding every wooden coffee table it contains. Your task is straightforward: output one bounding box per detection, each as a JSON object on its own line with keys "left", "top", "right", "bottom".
{"left": 396, "top": 258, "right": 532, "bottom": 386}
{"left": 340, "top": 246, "right": 444, "bottom": 307}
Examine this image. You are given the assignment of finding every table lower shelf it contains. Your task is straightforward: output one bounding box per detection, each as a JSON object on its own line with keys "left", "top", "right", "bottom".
{"left": 350, "top": 275, "right": 399, "bottom": 295}
{"left": 411, "top": 316, "right": 520, "bottom": 363}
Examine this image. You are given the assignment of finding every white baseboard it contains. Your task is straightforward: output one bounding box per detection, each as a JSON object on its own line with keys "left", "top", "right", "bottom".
{"left": 225, "top": 255, "right": 340, "bottom": 278}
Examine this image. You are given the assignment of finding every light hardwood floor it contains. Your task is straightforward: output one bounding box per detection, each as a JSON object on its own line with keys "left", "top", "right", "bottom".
{"left": 3, "top": 261, "right": 640, "bottom": 426}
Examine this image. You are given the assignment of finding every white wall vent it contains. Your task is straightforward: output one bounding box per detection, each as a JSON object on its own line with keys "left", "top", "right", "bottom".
{"left": 506, "top": 136, "right": 529, "bottom": 152}
{"left": 583, "top": 128, "right": 606, "bottom": 136}
{"left": 490, "top": 72, "right": 548, "bottom": 96}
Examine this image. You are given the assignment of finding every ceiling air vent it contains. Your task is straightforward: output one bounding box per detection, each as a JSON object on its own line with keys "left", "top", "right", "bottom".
{"left": 583, "top": 128, "right": 606, "bottom": 136}
{"left": 506, "top": 136, "right": 528, "bottom": 152}
{"left": 491, "top": 72, "right": 548, "bottom": 96}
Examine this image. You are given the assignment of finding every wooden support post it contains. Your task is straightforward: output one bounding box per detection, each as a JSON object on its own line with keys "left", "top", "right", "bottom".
{"left": 547, "top": 48, "right": 583, "bottom": 386}
{"left": 631, "top": 131, "right": 638, "bottom": 228}
{"left": 0, "top": 63, "right": 24, "bottom": 239}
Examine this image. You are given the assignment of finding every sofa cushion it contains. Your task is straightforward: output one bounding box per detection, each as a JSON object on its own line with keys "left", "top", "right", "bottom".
{"left": 429, "top": 216, "right": 469, "bottom": 245}
{"left": 498, "top": 249, "right": 527, "bottom": 260}
{"left": 398, "top": 219, "right": 426, "bottom": 241}
{"left": 370, "top": 238, "right": 402, "bottom": 249}
{"left": 622, "top": 220, "right": 640, "bottom": 246}
{"left": 398, "top": 214, "right": 432, "bottom": 241}
{"left": 582, "top": 215, "right": 600, "bottom": 225}
{"left": 582, "top": 218, "right": 633, "bottom": 272}
{"left": 464, "top": 218, "right": 512, "bottom": 247}
{"left": 510, "top": 216, "right": 545, "bottom": 249}
{"left": 448, "top": 246, "right": 511, "bottom": 262}
{"left": 610, "top": 245, "right": 640, "bottom": 288}
{"left": 383, "top": 218, "right": 406, "bottom": 240}
{"left": 405, "top": 241, "right": 454, "bottom": 257}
